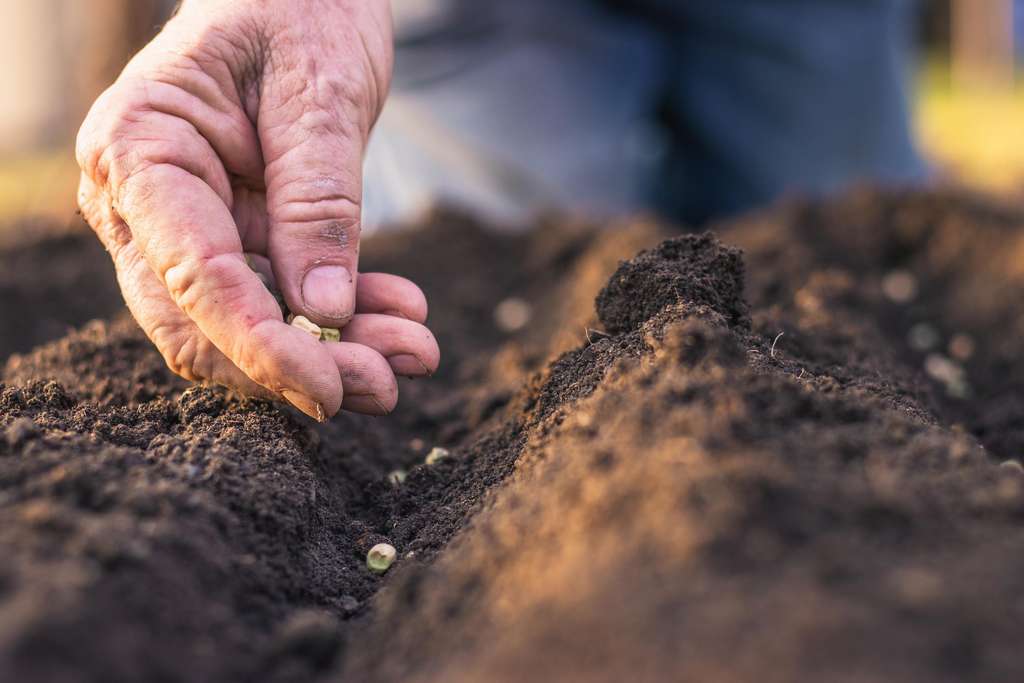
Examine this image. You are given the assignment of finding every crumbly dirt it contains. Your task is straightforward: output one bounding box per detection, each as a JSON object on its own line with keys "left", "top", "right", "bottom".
{"left": 1, "top": 189, "right": 1023, "bottom": 682}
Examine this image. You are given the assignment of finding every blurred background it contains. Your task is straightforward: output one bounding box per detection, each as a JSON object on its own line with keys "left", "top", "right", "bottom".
{"left": 1, "top": 0, "right": 1023, "bottom": 225}
{"left": 0, "top": 0, "right": 177, "bottom": 228}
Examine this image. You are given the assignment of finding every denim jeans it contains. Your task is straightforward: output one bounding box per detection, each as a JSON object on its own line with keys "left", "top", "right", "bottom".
{"left": 363, "top": 0, "right": 926, "bottom": 229}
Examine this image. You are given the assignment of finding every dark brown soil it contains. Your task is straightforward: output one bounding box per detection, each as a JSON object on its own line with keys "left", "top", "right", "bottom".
{"left": 1, "top": 189, "right": 1023, "bottom": 682}
{"left": 0, "top": 222, "right": 121, "bottom": 361}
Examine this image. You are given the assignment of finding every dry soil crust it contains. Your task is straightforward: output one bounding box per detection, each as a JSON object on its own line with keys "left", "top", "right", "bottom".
{"left": 1, "top": 189, "right": 1024, "bottom": 682}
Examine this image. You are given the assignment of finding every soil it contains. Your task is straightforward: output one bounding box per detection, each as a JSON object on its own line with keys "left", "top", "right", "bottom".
{"left": 1, "top": 188, "right": 1023, "bottom": 682}
{"left": 0, "top": 222, "right": 120, "bottom": 361}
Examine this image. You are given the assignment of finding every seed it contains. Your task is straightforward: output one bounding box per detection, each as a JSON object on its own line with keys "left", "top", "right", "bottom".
{"left": 425, "top": 447, "right": 450, "bottom": 466}
{"left": 949, "top": 333, "right": 975, "bottom": 361}
{"left": 291, "top": 315, "right": 322, "bottom": 338}
{"left": 924, "top": 353, "right": 961, "bottom": 384}
{"left": 387, "top": 469, "right": 406, "bottom": 485}
{"left": 320, "top": 327, "right": 341, "bottom": 343}
{"left": 494, "top": 297, "right": 532, "bottom": 332}
{"left": 367, "top": 543, "right": 397, "bottom": 574}
{"left": 882, "top": 270, "right": 917, "bottom": 304}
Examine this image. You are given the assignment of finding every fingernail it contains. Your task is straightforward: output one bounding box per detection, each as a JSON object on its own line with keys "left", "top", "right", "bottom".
{"left": 282, "top": 390, "right": 326, "bottom": 422}
{"left": 344, "top": 395, "right": 392, "bottom": 415}
{"left": 388, "top": 354, "right": 430, "bottom": 377}
{"left": 302, "top": 265, "right": 354, "bottom": 322}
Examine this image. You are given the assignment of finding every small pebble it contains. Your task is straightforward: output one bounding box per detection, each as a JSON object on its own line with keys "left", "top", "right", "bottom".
{"left": 949, "top": 333, "right": 975, "bottom": 361}
{"left": 494, "top": 297, "right": 532, "bottom": 333}
{"left": 425, "top": 447, "right": 450, "bottom": 466}
{"left": 291, "top": 315, "right": 322, "bottom": 338}
{"left": 367, "top": 543, "right": 397, "bottom": 574}
{"left": 907, "top": 323, "right": 939, "bottom": 352}
{"left": 882, "top": 270, "right": 918, "bottom": 304}
{"left": 924, "top": 354, "right": 962, "bottom": 384}
{"left": 924, "top": 353, "right": 971, "bottom": 398}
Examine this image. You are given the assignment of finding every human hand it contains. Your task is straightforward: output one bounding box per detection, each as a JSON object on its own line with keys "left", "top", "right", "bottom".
{"left": 76, "top": 0, "right": 438, "bottom": 420}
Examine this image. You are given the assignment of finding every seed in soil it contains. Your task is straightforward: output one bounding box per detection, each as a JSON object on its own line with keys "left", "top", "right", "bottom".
{"left": 290, "top": 315, "right": 322, "bottom": 338}
{"left": 949, "top": 333, "right": 975, "bottom": 361}
{"left": 387, "top": 469, "right": 407, "bottom": 486}
{"left": 425, "top": 447, "right": 450, "bottom": 465}
{"left": 882, "top": 270, "right": 918, "bottom": 304}
{"left": 320, "top": 327, "right": 341, "bottom": 343}
{"left": 924, "top": 353, "right": 961, "bottom": 384}
{"left": 367, "top": 543, "right": 397, "bottom": 574}
{"left": 494, "top": 297, "right": 533, "bottom": 332}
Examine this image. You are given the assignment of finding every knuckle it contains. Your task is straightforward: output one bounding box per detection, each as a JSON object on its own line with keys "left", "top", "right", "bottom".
{"left": 295, "top": 104, "right": 348, "bottom": 139}
{"left": 163, "top": 252, "right": 244, "bottom": 317}
{"left": 149, "top": 322, "right": 201, "bottom": 382}
{"left": 78, "top": 87, "right": 151, "bottom": 186}
{"left": 168, "top": 339, "right": 201, "bottom": 381}
{"left": 273, "top": 177, "right": 362, "bottom": 242}
{"left": 75, "top": 87, "right": 118, "bottom": 175}
{"left": 320, "top": 68, "right": 373, "bottom": 122}
{"left": 280, "top": 215, "right": 361, "bottom": 253}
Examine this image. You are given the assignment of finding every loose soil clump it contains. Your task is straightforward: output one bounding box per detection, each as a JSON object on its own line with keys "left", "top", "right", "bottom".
{"left": 1, "top": 189, "right": 1023, "bottom": 682}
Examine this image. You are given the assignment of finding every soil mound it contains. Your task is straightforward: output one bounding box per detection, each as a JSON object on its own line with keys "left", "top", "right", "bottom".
{"left": 1, "top": 189, "right": 1023, "bottom": 682}
{"left": 596, "top": 233, "right": 749, "bottom": 334}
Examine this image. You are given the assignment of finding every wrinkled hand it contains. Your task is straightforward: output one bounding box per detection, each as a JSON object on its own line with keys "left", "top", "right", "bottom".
{"left": 76, "top": 0, "right": 439, "bottom": 420}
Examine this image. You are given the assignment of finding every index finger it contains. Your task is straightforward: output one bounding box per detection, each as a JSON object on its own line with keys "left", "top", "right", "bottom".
{"left": 115, "top": 162, "right": 344, "bottom": 419}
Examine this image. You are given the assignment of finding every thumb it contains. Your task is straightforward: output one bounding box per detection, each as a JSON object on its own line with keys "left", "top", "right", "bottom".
{"left": 261, "top": 75, "right": 375, "bottom": 328}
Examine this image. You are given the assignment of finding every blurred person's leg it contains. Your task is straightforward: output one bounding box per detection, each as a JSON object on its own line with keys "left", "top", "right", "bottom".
{"left": 362, "top": 1, "right": 668, "bottom": 230}
{"left": 625, "top": 0, "right": 928, "bottom": 223}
